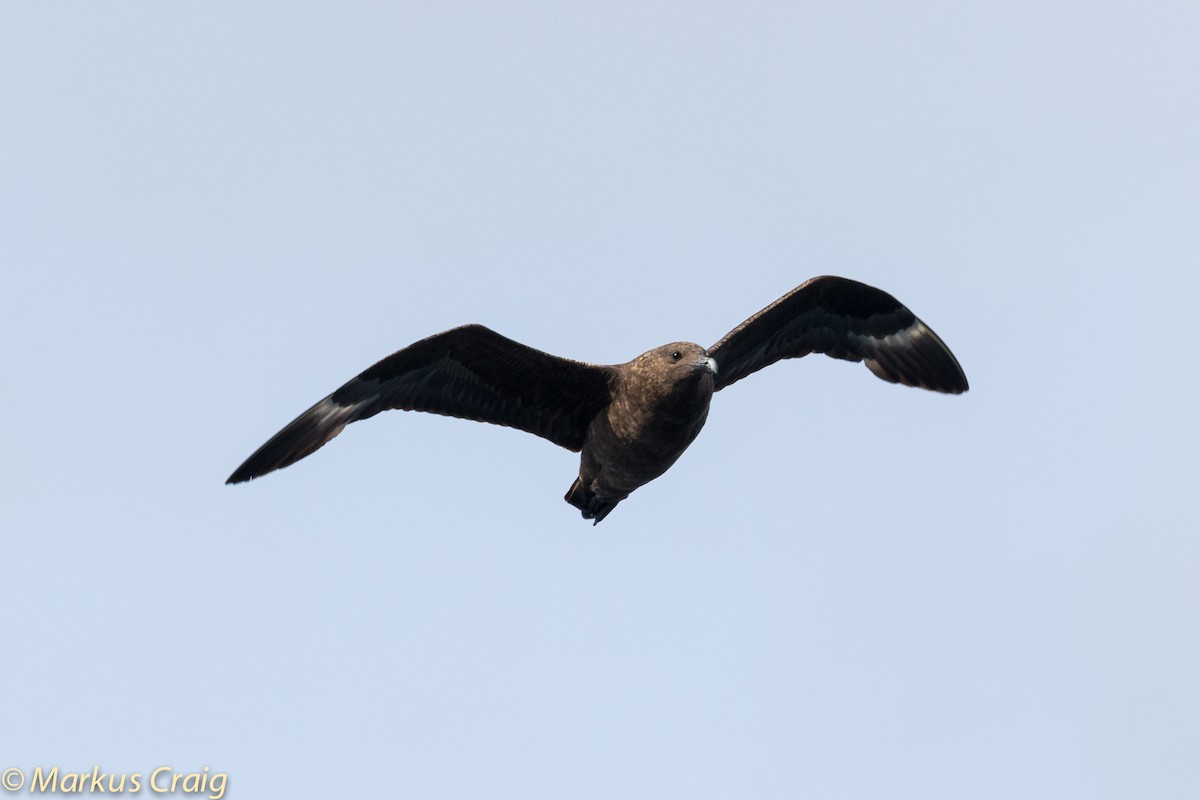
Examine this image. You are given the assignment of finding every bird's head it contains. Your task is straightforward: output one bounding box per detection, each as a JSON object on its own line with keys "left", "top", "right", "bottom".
{"left": 636, "top": 342, "right": 717, "bottom": 379}
{"left": 621, "top": 343, "right": 718, "bottom": 400}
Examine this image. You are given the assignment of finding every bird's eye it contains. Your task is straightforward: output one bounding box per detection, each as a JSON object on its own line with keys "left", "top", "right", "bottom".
{"left": 671, "top": 351, "right": 682, "bottom": 361}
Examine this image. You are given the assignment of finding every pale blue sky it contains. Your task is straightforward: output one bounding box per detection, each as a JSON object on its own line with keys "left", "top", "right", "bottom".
{"left": 2, "top": 2, "right": 1197, "bottom": 798}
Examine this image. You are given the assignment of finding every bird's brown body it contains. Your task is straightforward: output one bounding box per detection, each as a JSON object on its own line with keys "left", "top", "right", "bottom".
{"left": 566, "top": 343, "right": 716, "bottom": 522}
{"left": 227, "top": 276, "right": 969, "bottom": 523}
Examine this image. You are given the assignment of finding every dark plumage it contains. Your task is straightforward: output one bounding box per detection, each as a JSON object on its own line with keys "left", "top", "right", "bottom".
{"left": 227, "top": 276, "right": 968, "bottom": 523}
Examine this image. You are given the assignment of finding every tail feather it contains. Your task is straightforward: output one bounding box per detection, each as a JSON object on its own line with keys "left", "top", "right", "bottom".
{"left": 564, "top": 478, "right": 620, "bottom": 525}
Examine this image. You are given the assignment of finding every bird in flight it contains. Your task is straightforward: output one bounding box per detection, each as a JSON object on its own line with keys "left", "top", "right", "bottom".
{"left": 227, "top": 276, "right": 968, "bottom": 523}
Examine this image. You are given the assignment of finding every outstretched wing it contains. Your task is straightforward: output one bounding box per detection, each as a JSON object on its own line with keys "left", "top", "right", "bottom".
{"left": 708, "top": 276, "right": 968, "bottom": 393}
{"left": 227, "top": 324, "right": 616, "bottom": 483}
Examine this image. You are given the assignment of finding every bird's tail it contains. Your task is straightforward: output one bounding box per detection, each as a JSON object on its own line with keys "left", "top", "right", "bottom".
{"left": 564, "top": 478, "right": 620, "bottom": 526}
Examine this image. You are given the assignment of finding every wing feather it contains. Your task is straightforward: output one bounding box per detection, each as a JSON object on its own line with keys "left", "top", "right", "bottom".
{"left": 708, "top": 276, "right": 968, "bottom": 393}
{"left": 227, "top": 325, "right": 615, "bottom": 483}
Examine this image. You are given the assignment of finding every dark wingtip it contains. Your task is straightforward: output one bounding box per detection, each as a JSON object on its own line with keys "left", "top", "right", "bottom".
{"left": 937, "top": 344, "right": 970, "bottom": 395}
{"left": 937, "top": 337, "right": 970, "bottom": 394}
{"left": 225, "top": 456, "right": 271, "bottom": 485}
{"left": 225, "top": 468, "right": 253, "bottom": 485}
{"left": 927, "top": 355, "right": 969, "bottom": 395}
{"left": 224, "top": 396, "right": 353, "bottom": 487}
{"left": 865, "top": 316, "right": 969, "bottom": 395}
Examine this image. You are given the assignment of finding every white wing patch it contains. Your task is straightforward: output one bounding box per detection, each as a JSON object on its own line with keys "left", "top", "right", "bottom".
{"left": 850, "top": 318, "right": 929, "bottom": 349}
{"left": 312, "top": 396, "right": 362, "bottom": 440}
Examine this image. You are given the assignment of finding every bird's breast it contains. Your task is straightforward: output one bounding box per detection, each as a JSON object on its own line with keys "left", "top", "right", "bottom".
{"left": 596, "top": 375, "right": 709, "bottom": 457}
{"left": 577, "top": 371, "right": 713, "bottom": 496}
